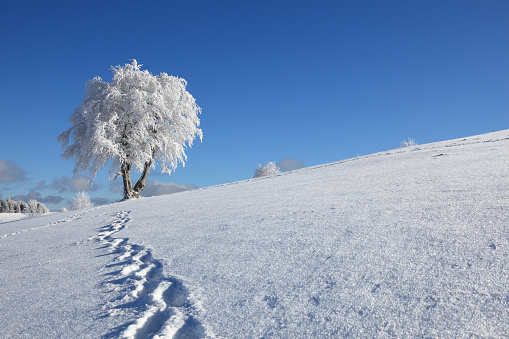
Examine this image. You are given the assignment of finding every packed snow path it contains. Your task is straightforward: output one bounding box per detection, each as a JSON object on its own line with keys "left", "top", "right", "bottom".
{"left": 97, "top": 211, "right": 214, "bottom": 338}
{"left": 0, "top": 207, "right": 215, "bottom": 338}
{"left": 1, "top": 129, "right": 508, "bottom": 338}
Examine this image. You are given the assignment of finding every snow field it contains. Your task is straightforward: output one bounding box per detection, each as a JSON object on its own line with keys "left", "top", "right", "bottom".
{"left": 0, "top": 213, "right": 27, "bottom": 223}
{"left": 1, "top": 129, "right": 508, "bottom": 338}
{"left": 120, "top": 130, "right": 509, "bottom": 337}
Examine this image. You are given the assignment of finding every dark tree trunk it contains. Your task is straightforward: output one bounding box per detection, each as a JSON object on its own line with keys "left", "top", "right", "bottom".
{"left": 121, "top": 162, "right": 133, "bottom": 200}
{"left": 121, "top": 153, "right": 153, "bottom": 200}
{"left": 133, "top": 159, "right": 153, "bottom": 198}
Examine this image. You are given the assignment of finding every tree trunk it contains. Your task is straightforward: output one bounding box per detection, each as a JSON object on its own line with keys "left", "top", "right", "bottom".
{"left": 121, "top": 162, "right": 134, "bottom": 199}
{"left": 133, "top": 159, "right": 153, "bottom": 198}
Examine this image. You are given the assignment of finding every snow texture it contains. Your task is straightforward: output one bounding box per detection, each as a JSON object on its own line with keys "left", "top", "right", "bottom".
{"left": 0, "top": 213, "right": 26, "bottom": 223}
{"left": 1, "top": 129, "right": 508, "bottom": 338}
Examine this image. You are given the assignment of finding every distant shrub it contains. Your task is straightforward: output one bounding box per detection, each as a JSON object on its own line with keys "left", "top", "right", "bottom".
{"left": 24, "top": 199, "right": 49, "bottom": 218}
{"left": 60, "top": 207, "right": 68, "bottom": 213}
{"left": 69, "top": 191, "right": 94, "bottom": 211}
{"left": 400, "top": 138, "right": 417, "bottom": 148}
{"left": 254, "top": 161, "right": 281, "bottom": 178}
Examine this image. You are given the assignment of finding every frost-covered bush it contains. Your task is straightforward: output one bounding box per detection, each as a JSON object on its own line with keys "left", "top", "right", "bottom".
{"left": 69, "top": 191, "right": 94, "bottom": 211}
{"left": 24, "top": 199, "right": 49, "bottom": 218}
{"left": 400, "top": 138, "right": 417, "bottom": 148}
{"left": 60, "top": 207, "right": 68, "bottom": 213}
{"left": 254, "top": 162, "right": 281, "bottom": 178}
{"left": 0, "top": 197, "right": 25, "bottom": 213}
{"left": 3, "top": 197, "right": 15, "bottom": 213}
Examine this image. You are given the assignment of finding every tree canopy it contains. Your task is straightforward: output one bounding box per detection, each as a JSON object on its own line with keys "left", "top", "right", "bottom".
{"left": 58, "top": 60, "right": 202, "bottom": 199}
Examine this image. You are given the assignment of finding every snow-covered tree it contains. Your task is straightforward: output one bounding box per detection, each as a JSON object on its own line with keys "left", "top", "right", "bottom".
{"left": 12, "top": 200, "right": 21, "bottom": 213}
{"left": 19, "top": 201, "right": 28, "bottom": 213}
{"left": 60, "top": 207, "right": 68, "bottom": 213}
{"left": 58, "top": 60, "right": 202, "bottom": 199}
{"left": 69, "top": 191, "right": 94, "bottom": 211}
{"left": 400, "top": 138, "right": 417, "bottom": 147}
{"left": 38, "top": 201, "right": 49, "bottom": 214}
{"left": 3, "top": 197, "right": 16, "bottom": 213}
{"left": 254, "top": 162, "right": 281, "bottom": 178}
{"left": 24, "top": 199, "right": 49, "bottom": 218}
{"left": 0, "top": 198, "right": 22, "bottom": 213}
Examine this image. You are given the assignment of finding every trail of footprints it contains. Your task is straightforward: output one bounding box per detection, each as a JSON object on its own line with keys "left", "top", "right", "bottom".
{"left": 1, "top": 207, "right": 99, "bottom": 239}
{"left": 97, "top": 211, "right": 214, "bottom": 339}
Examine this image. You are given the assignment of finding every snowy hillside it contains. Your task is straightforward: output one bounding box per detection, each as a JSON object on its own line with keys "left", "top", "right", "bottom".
{"left": 0, "top": 213, "right": 26, "bottom": 223}
{"left": 1, "top": 130, "right": 508, "bottom": 338}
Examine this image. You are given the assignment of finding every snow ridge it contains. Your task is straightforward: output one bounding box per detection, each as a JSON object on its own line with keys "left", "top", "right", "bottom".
{"left": 97, "top": 211, "right": 215, "bottom": 339}
{"left": 0, "top": 207, "right": 99, "bottom": 239}
{"left": 288, "top": 134, "right": 509, "bottom": 177}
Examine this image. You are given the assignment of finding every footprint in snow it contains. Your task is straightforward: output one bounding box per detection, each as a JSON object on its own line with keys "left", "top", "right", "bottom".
{"left": 97, "top": 211, "right": 215, "bottom": 339}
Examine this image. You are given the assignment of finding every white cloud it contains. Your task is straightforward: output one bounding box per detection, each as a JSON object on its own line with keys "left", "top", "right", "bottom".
{"left": 32, "top": 180, "right": 51, "bottom": 191}
{"left": 40, "top": 195, "right": 65, "bottom": 204}
{"left": 12, "top": 191, "right": 64, "bottom": 204}
{"left": 109, "top": 181, "right": 123, "bottom": 194}
{"left": 90, "top": 197, "right": 111, "bottom": 206}
{"left": 52, "top": 175, "right": 98, "bottom": 193}
{"left": 0, "top": 160, "right": 27, "bottom": 183}
{"left": 277, "top": 158, "right": 304, "bottom": 171}
{"left": 141, "top": 181, "right": 197, "bottom": 197}
{"left": 109, "top": 180, "right": 197, "bottom": 197}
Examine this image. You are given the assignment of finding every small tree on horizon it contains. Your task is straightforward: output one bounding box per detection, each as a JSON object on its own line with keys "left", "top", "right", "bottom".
{"left": 24, "top": 199, "right": 49, "bottom": 218}
{"left": 58, "top": 60, "right": 202, "bottom": 200}
{"left": 254, "top": 162, "right": 281, "bottom": 178}
{"left": 400, "top": 138, "right": 417, "bottom": 148}
{"left": 69, "top": 191, "right": 94, "bottom": 211}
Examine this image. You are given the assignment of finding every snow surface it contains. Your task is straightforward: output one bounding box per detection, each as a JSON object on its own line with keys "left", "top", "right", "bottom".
{"left": 1, "top": 129, "right": 508, "bottom": 338}
{"left": 0, "top": 213, "right": 27, "bottom": 223}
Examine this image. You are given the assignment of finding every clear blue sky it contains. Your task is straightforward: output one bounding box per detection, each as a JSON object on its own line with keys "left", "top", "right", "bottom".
{"left": 1, "top": 0, "right": 508, "bottom": 210}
